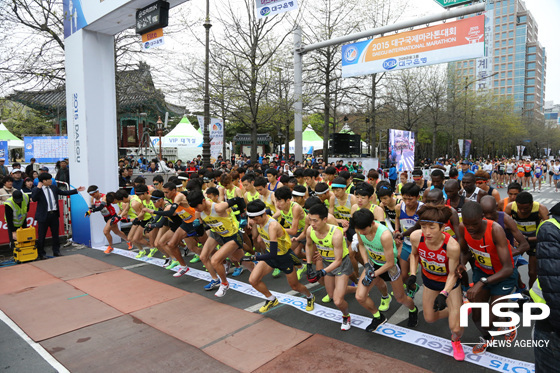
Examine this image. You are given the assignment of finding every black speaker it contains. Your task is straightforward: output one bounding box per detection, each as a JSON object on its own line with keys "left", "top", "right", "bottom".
{"left": 330, "top": 133, "right": 361, "bottom": 155}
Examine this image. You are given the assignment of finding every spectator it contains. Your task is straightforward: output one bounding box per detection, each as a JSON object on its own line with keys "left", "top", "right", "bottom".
{"left": 147, "top": 161, "right": 158, "bottom": 172}
{"left": 0, "top": 158, "right": 8, "bottom": 177}
{"left": 533, "top": 202, "right": 560, "bottom": 371}
{"left": 388, "top": 163, "right": 398, "bottom": 190}
{"left": 21, "top": 177, "right": 34, "bottom": 194}
{"left": 11, "top": 169, "right": 23, "bottom": 190}
{"left": 25, "top": 158, "right": 37, "bottom": 176}
{"left": 0, "top": 176, "right": 14, "bottom": 201}
{"left": 4, "top": 190, "right": 30, "bottom": 247}
{"left": 175, "top": 159, "right": 186, "bottom": 171}
{"left": 55, "top": 160, "right": 70, "bottom": 188}
{"left": 33, "top": 167, "right": 57, "bottom": 187}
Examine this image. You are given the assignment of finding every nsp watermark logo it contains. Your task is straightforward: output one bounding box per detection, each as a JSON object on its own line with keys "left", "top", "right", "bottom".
{"left": 460, "top": 293, "right": 550, "bottom": 338}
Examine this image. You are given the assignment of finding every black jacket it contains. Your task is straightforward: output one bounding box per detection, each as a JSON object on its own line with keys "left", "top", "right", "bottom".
{"left": 31, "top": 185, "right": 78, "bottom": 222}
{"left": 536, "top": 214, "right": 560, "bottom": 332}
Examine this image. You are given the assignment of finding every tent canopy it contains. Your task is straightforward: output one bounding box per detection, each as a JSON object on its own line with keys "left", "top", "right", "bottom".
{"left": 0, "top": 123, "right": 24, "bottom": 148}
{"left": 283, "top": 125, "right": 324, "bottom": 153}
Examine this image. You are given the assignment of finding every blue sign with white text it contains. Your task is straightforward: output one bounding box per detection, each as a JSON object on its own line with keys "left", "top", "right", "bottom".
{"left": 24, "top": 136, "right": 69, "bottom": 163}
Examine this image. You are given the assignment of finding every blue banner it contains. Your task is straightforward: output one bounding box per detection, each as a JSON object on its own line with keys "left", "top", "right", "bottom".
{"left": 24, "top": 136, "right": 69, "bottom": 163}
{"left": 0, "top": 141, "right": 8, "bottom": 165}
{"left": 465, "top": 139, "right": 472, "bottom": 159}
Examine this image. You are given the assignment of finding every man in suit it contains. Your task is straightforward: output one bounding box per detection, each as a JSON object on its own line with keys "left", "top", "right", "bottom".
{"left": 32, "top": 173, "right": 85, "bottom": 259}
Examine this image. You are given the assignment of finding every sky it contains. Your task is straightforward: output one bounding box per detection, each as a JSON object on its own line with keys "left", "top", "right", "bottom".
{"left": 411, "top": 0, "right": 560, "bottom": 105}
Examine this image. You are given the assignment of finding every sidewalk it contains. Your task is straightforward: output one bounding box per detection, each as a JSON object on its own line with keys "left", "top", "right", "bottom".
{"left": 0, "top": 254, "right": 429, "bottom": 373}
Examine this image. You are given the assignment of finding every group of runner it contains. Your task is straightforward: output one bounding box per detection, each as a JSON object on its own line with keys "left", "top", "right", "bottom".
{"left": 484, "top": 158, "right": 559, "bottom": 192}
{"left": 84, "top": 163, "right": 548, "bottom": 362}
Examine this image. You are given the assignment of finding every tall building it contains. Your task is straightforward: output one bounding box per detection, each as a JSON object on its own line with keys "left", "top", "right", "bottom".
{"left": 448, "top": 0, "right": 547, "bottom": 119}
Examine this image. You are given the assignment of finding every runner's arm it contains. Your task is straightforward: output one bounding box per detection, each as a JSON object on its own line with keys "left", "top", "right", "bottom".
{"left": 357, "top": 234, "right": 369, "bottom": 265}
{"left": 285, "top": 204, "right": 302, "bottom": 236}
{"left": 408, "top": 230, "right": 421, "bottom": 273}
{"left": 251, "top": 221, "right": 280, "bottom": 261}
{"left": 304, "top": 226, "right": 316, "bottom": 264}
{"left": 374, "top": 230, "right": 397, "bottom": 276}
{"left": 504, "top": 214, "right": 530, "bottom": 256}
{"left": 442, "top": 238, "right": 460, "bottom": 294}
{"left": 485, "top": 222, "right": 514, "bottom": 284}
{"left": 150, "top": 203, "right": 178, "bottom": 217}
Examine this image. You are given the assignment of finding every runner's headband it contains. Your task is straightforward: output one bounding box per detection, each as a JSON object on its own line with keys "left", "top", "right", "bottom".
{"left": 419, "top": 219, "right": 444, "bottom": 225}
{"left": 292, "top": 191, "right": 305, "bottom": 196}
{"left": 315, "top": 189, "right": 328, "bottom": 195}
{"left": 88, "top": 188, "right": 98, "bottom": 195}
{"left": 151, "top": 195, "right": 163, "bottom": 200}
{"left": 331, "top": 184, "right": 346, "bottom": 189}
{"left": 247, "top": 209, "right": 267, "bottom": 217}
{"left": 178, "top": 176, "right": 188, "bottom": 180}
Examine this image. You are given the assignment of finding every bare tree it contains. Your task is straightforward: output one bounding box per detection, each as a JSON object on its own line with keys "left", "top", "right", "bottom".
{"left": 421, "top": 66, "right": 447, "bottom": 161}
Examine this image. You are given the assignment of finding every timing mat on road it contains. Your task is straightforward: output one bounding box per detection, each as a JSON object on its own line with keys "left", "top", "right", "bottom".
{"left": 94, "top": 246, "right": 535, "bottom": 373}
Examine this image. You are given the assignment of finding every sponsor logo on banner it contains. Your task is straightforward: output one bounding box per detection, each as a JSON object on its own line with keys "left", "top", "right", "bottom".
{"left": 383, "top": 58, "right": 398, "bottom": 70}
{"left": 73, "top": 93, "right": 81, "bottom": 163}
{"left": 460, "top": 294, "right": 550, "bottom": 337}
{"left": 344, "top": 46, "right": 358, "bottom": 63}
{"left": 342, "top": 15, "right": 485, "bottom": 78}
{"left": 255, "top": 0, "right": 298, "bottom": 19}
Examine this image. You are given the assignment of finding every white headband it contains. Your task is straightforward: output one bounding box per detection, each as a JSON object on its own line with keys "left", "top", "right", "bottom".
{"left": 247, "top": 209, "right": 267, "bottom": 217}
{"left": 292, "top": 191, "right": 305, "bottom": 196}
{"left": 315, "top": 189, "right": 328, "bottom": 195}
{"left": 88, "top": 188, "right": 98, "bottom": 195}
{"left": 178, "top": 176, "right": 188, "bottom": 180}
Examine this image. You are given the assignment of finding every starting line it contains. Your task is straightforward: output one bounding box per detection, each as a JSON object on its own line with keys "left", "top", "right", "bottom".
{"left": 94, "top": 246, "right": 535, "bottom": 373}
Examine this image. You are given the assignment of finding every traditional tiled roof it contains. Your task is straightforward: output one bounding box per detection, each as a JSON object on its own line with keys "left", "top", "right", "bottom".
{"left": 233, "top": 133, "right": 272, "bottom": 145}
{"left": 7, "top": 62, "right": 182, "bottom": 116}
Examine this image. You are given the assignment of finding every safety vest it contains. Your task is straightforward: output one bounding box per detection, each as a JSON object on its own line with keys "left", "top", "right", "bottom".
{"left": 4, "top": 194, "right": 29, "bottom": 228}
{"left": 530, "top": 279, "right": 546, "bottom": 304}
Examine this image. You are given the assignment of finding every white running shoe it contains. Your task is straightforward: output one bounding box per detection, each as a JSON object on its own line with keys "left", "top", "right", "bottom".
{"left": 173, "top": 266, "right": 190, "bottom": 277}
{"left": 215, "top": 283, "right": 229, "bottom": 298}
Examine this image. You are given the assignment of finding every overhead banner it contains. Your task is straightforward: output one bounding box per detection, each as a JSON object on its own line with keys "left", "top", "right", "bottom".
{"left": 465, "top": 139, "right": 472, "bottom": 159}
{"left": 475, "top": 10, "right": 494, "bottom": 92}
{"left": 342, "top": 15, "right": 485, "bottom": 78}
{"left": 24, "top": 136, "right": 69, "bottom": 163}
{"left": 0, "top": 141, "right": 8, "bottom": 165}
{"left": 388, "top": 129, "right": 415, "bottom": 172}
{"left": 255, "top": 0, "right": 298, "bottom": 19}
{"left": 141, "top": 28, "right": 165, "bottom": 50}
{"left": 197, "top": 116, "right": 224, "bottom": 164}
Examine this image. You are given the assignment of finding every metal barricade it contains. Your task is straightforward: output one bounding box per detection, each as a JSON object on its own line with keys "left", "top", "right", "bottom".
{"left": 55, "top": 181, "right": 73, "bottom": 238}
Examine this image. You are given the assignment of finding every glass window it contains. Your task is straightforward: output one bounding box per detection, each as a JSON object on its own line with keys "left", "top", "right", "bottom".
{"left": 518, "top": 15, "right": 527, "bottom": 23}
{"left": 501, "top": 72, "right": 506, "bottom": 78}
{"left": 528, "top": 46, "right": 536, "bottom": 53}
{"left": 507, "top": 79, "right": 512, "bottom": 85}
{"left": 527, "top": 70, "right": 536, "bottom": 77}
{"left": 501, "top": 88, "right": 506, "bottom": 94}
{"left": 526, "top": 78, "right": 535, "bottom": 85}
{"left": 502, "top": 56, "right": 506, "bottom": 62}
{"left": 525, "top": 95, "right": 534, "bottom": 101}
{"left": 526, "top": 87, "right": 535, "bottom": 93}
{"left": 509, "top": 23, "right": 515, "bottom": 30}
{"left": 508, "top": 63, "right": 513, "bottom": 69}
{"left": 508, "top": 71, "right": 513, "bottom": 78}
{"left": 527, "top": 54, "right": 536, "bottom": 61}
{"left": 508, "top": 47, "right": 513, "bottom": 54}
{"left": 527, "top": 62, "right": 536, "bottom": 69}
{"left": 496, "top": 25, "right": 501, "bottom": 32}
{"left": 501, "top": 80, "right": 505, "bottom": 87}
{"left": 507, "top": 87, "right": 512, "bottom": 94}
{"left": 509, "top": 31, "right": 514, "bottom": 37}
{"left": 508, "top": 55, "right": 513, "bottom": 62}
{"left": 470, "top": 60, "right": 474, "bottom": 67}
{"left": 509, "top": 39, "right": 514, "bottom": 46}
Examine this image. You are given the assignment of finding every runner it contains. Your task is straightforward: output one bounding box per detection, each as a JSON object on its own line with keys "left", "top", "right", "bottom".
{"left": 523, "top": 159, "right": 532, "bottom": 190}
{"left": 412, "top": 169, "right": 430, "bottom": 202}
{"left": 273, "top": 187, "right": 307, "bottom": 267}
{"left": 394, "top": 182, "right": 424, "bottom": 297}
{"left": 444, "top": 180, "right": 465, "bottom": 221}
{"left": 377, "top": 182, "right": 401, "bottom": 231}
{"left": 460, "top": 173, "right": 487, "bottom": 203}
{"left": 243, "top": 200, "right": 315, "bottom": 313}
{"left": 85, "top": 187, "right": 130, "bottom": 254}
{"left": 188, "top": 190, "right": 254, "bottom": 297}
{"left": 533, "top": 160, "right": 543, "bottom": 192}
{"left": 474, "top": 170, "right": 500, "bottom": 204}
{"left": 128, "top": 184, "right": 155, "bottom": 258}
{"left": 352, "top": 209, "right": 418, "bottom": 331}
{"left": 305, "top": 203, "right": 353, "bottom": 330}
{"left": 409, "top": 204, "right": 464, "bottom": 361}
{"left": 329, "top": 176, "right": 357, "bottom": 236}
{"left": 458, "top": 201, "right": 517, "bottom": 354}
{"left": 505, "top": 191, "right": 548, "bottom": 289}
{"left": 497, "top": 182, "right": 521, "bottom": 212}
{"left": 266, "top": 168, "right": 283, "bottom": 192}
{"left": 254, "top": 176, "right": 277, "bottom": 214}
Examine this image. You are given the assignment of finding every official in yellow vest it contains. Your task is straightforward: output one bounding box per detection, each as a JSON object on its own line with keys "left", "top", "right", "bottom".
{"left": 4, "top": 190, "right": 30, "bottom": 247}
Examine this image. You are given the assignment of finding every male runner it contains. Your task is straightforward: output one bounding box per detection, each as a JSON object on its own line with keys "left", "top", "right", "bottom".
{"left": 306, "top": 203, "right": 353, "bottom": 330}
{"left": 505, "top": 191, "right": 548, "bottom": 289}
{"left": 460, "top": 173, "right": 487, "bottom": 203}
{"left": 243, "top": 200, "right": 315, "bottom": 313}
{"left": 353, "top": 209, "right": 418, "bottom": 331}
{"left": 254, "top": 176, "right": 276, "bottom": 214}
{"left": 128, "top": 184, "right": 155, "bottom": 257}
{"left": 409, "top": 204, "right": 464, "bottom": 361}
{"left": 497, "top": 182, "right": 521, "bottom": 212}
{"left": 458, "top": 201, "right": 517, "bottom": 354}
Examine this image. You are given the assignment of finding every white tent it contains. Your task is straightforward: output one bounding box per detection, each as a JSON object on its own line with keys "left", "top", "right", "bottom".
{"left": 151, "top": 116, "right": 203, "bottom": 161}
{"left": 282, "top": 125, "right": 324, "bottom": 154}
{"left": 0, "top": 123, "right": 24, "bottom": 148}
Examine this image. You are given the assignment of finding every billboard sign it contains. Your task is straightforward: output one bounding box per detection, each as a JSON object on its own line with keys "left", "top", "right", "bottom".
{"left": 342, "top": 15, "right": 485, "bottom": 78}
{"left": 197, "top": 116, "right": 224, "bottom": 164}
{"left": 388, "top": 129, "right": 415, "bottom": 172}
{"left": 255, "top": 0, "right": 298, "bottom": 19}
{"left": 433, "top": 0, "right": 473, "bottom": 8}
{"left": 475, "top": 10, "right": 494, "bottom": 92}
{"left": 24, "top": 136, "right": 69, "bottom": 163}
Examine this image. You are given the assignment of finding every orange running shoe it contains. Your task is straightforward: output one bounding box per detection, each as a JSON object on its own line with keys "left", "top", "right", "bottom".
{"left": 104, "top": 246, "right": 114, "bottom": 254}
{"left": 127, "top": 242, "right": 133, "bottom": 250}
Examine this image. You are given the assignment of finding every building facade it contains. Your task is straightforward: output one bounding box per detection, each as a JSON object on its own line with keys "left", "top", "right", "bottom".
{"left": 449, "top": 0, "right": 547, "bottom": 119}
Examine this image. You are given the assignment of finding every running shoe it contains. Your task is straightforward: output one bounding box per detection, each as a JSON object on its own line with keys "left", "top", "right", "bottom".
{"left": 190, "top": 254, "right": 201, "bottom": 263}
{"left": 215, "top": 283, "right": 229, "bottom": 298}
{"left": 173, "top": 266, "right": 190, "bottom": 277}
{"left": 166, "top": 260, "right": 180, "bottom": 270}
{"left": 224, "top": 261, "right": 231, "bottom": 275}
{"left": 452, "top": 340, "right": 465, "bottom": 361}
{"left": 297, "top": 264, "right": 308, "bottom": 280}
{"left": 498, "top": 326, "right": 517, "bottom": 342}
{"left": 406, "top": 283, "right": 419, "bottom": 299}
{"left": 104, "top": 246, "right": 114, "bottom": 254}
{"left": 204, "top": 279, "right": 221, "bottom": 291}
{"left": 162, "top": 258, "right": 172, "bottom": 267}
{"left": 322, "top": 294, "right": 332, "bottom": 303}
{"left": 147, "top": 248, "right": 158, "bottom": 258}
{"left": 472, "top": 336, "right": 494, "bottom": 355}
{"left": 379, "top": 295, "right": 392, "bottom": 312}
{"left": 407, "top": 307, "right": 418, "bottom": 328}
{"left": 341, "top": 315, "right": 352, "bottom": 331}
{"left": 365, "top": 313, "right": 387, "bottom": 332}
{"left": 127, "top": 242, "right": 133, "bottom": 250}
{"left": 272, "top": 268, "right": 281, "bottom": 278}
{"left": 135, "top": 250, "right": 147, "bottom": 258}
{"left": 232, "top": 266, "right": 244, "bottom": 277}
{"left": 306, "top": 294, "right": 315, "bottom": 312}
{"left": 259, "top": 298, "right": 280, "bottom": 313}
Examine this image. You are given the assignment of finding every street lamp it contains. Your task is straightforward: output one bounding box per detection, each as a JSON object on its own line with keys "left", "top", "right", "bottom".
{"left": 156, "top": 115, "right": 163, "bottom": 160}
{"left": 202, "top": 0, "right": 212, "bottom": 167}
{"left": 463, "top": 72, "right": 498, "bottom": 158}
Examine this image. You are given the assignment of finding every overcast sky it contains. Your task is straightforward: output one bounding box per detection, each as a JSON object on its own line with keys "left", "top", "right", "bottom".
{"left": 411, "top": 0, "right": 559, "bottom": 105}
